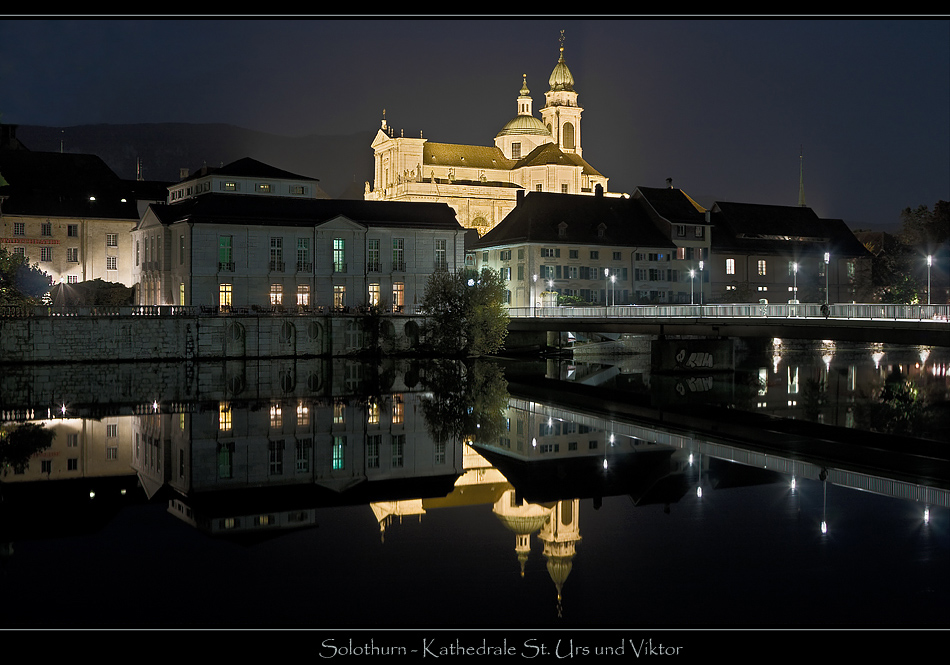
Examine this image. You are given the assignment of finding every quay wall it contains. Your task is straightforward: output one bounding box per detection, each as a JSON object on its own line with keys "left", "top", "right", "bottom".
{"left": 0, "top": 307, "right": 426, "bottom": 364}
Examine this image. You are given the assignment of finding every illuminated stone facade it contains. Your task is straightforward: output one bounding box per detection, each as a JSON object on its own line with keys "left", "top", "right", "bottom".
{"left": 365, "top": 37, "right": 610, "bottom": 236}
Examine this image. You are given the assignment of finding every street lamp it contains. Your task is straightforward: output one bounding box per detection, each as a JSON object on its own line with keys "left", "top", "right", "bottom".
{"left": 604, "top": 268, "right": 609, "bottom": 309}
{"left": 823, "top": 252, "right": 830, "bottom": 304}
{"left": 927, "top": 255, "right": 933, "bottom": 305}
{"left": 792, "top": 261, "right": 799, "bottom": 303}
{"left": 532, "top": 274, "right": 538, "bottom": 314}
{"left": 689, "top": 269, "right": 695, "bottom": 305}
{"left": 698, "top": 260, "right": 704, "bottom": 306}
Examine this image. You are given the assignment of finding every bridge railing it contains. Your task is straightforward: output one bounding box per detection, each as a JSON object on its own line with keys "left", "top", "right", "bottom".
{"left": 507, "top": 303, "right": 950, "bottom": 322}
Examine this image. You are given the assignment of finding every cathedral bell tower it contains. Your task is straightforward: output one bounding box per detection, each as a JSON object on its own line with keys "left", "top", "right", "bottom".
{"left": 541, "top": 31, "right": 583, "bottom": 157}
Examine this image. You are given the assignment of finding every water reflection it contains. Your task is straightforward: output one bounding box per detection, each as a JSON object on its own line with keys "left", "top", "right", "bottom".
{"left": 1, "top": 344, "right": 948, "bottom": 627}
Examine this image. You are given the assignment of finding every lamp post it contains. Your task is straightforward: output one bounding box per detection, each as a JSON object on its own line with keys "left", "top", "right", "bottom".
{"left": 689, "top": 269, "right": 695, "bottom": 305}
{"left": 927, "top": 255, "right": 933, "bottom": 305}
{"left": 532, "top": 274, "right": 538, "bottom": 314}
{"left": 604, "top": 268, "right": 609, "bottom": 310}
{"left": 698, "top": 260, "right": 704, "bottom": 306}
{"left": 611, "top": 274, "right": 616, "bottom": 307}
{"left": 823, "top": 252, "right": 830, "bottom": 304}
{"left": 792, "top": 261, "right": 799, "bottom": 302}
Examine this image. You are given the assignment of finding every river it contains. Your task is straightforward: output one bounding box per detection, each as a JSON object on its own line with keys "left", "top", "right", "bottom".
{"left": 0, "top": 336, "right": 947, "bottom": 643}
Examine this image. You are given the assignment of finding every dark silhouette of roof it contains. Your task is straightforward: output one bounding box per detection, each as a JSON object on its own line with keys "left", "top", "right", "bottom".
{"left": 710, "top": 201, "right": 870, "bottom": 257}
{"left": 178, "top": 156, "right": 320, "bottom": 184}
{"left": 0, "top": 149, "right": 144, "bottom": 219}
{"left": 472, "top": 191, "right": 675, "bottom": 249}
{"left": 634, "top": 186, "right": 709, "bottom": 225}
{"left": 145, "top": 192, "right": 464, "bottom": 231}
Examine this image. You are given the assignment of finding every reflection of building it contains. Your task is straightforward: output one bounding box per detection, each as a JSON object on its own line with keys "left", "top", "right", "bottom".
{"left": 474, "top": 191, "right": 676, "bottom": 307}
{"left": 132, "top": 157, "right": 467, "bottom": 309}
{"left": 365, "top": 35, "right": 610, "bottom": 235}
{"left": 0, "top": 123, "right": 167, "bottom": 288}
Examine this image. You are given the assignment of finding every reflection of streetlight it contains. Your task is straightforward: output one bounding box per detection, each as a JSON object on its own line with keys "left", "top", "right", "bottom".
{"left": 604, "top": 267, "right": 609, "bottom": 309}
{"left": 610, "top": 274, "right": 616, "bottom": 307}
{"left": 689, "top": 269, "right": 695, "bottom": 305}
{"left": 927, "top": 255, "right": 932, "bottom": 305}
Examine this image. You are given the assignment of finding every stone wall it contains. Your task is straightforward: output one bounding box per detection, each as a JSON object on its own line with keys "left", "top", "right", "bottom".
{"left": 0, "top": 308, "right": 427, "bottom": 364}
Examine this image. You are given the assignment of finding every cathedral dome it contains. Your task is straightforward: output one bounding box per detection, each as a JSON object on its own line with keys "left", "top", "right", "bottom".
{"left": 496, "top": 114, "right": 551, "bottom": 138}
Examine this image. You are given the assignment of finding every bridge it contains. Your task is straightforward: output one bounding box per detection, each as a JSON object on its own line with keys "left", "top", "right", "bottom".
{"left": 506, "top": 302, "right": 950, "bottom": 347}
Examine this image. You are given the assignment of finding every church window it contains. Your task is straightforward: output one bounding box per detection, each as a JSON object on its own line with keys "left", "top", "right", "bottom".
{"left": 563, "top": 122, "right": 575, "bottom": 149}
{"left": 512, "top": 142, "right": 521, "bottom": 159}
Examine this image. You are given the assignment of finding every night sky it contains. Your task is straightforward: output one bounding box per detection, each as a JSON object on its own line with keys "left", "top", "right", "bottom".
{"left": 1, "top": 16, "right": 947, "bottom": 231}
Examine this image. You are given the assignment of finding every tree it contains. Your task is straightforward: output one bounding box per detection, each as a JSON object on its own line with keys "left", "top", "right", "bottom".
{"left": 419, "top": 268, "right": 509, "bottom": 356}
{"left": 0, "top": 247, "right": 51, "bottom": 306}
{"left": 899, "top": 201, "right": 949, "bottom": 248}
{"left": 0, "top": 423, "right": 55, "bottom": 477}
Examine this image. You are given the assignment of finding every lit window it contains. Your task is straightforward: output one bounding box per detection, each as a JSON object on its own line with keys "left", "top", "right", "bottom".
{"left": 270, "top": 284, "right": 283, "bottom": 305}
{"left": 726, "top": 258, "right": 735, "bottom": 275}
{"left": 106, "top": 233, "right": 118, "bottom": 247}
{"left": 757, "top": 260, "right": 767, "bottom": 276}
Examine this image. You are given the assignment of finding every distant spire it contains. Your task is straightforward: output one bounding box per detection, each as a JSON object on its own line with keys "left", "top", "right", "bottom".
{"left": 798, "top": 145, "right": 806, "bottom": 207}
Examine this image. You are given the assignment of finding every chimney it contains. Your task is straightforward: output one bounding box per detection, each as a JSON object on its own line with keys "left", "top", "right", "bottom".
{"left": 179, "top": 168, "right": 189, "bottom": 180}
{"left": 595, "top": 183, "right": 603, "bottom": 197}
{"left": 666, "top": 177, "right": 673, "bottom": 188}
{"left": 517, "top": 189, "right": 525, "bottom": 205}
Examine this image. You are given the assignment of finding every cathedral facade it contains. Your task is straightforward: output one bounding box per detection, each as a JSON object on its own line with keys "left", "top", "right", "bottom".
{"left": 364, "top": 36, "right": 610, "bottom": 236}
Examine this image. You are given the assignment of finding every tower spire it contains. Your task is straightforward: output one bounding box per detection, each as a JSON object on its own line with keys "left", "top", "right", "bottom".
{"left": 798, "top": 145, "right": 806, "bottom": 207}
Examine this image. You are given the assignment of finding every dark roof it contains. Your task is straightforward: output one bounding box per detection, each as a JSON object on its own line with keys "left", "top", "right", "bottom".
{"left": 472, "top": 191, "right": 675, "bottom": 249}
{"left": 0, "top": 149, "right": 143, "bottom": 219}
{"left": 710, "top": 201, "right": 870, "bottom": 257}
{"left": 145, "top": 193, "right": 463, "bottom": 231}
{"left": 634, "top": 186, "right": 708, "bottom": 225}
{"left": 179, "top": 156, "right": 319, "bottom": 184}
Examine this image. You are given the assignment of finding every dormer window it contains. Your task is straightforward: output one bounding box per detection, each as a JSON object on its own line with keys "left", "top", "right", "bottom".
{"left": 558, "top": 222, "right": 568, "bottom": 238}
{"left": 597, "top": 223, "right": 607, "bottom": 238}
{"left": 257, "top": 183, "right": 272, "bottom": 193}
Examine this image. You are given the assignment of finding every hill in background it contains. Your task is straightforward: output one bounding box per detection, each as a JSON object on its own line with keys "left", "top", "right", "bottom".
{"left": 16, "top": 123, "right": 376, "bottom": 200}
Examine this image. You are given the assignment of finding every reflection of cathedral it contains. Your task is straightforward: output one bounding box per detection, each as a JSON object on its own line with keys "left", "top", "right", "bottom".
{"left": 365, "top": 32, "right": 610, "bottom": 235}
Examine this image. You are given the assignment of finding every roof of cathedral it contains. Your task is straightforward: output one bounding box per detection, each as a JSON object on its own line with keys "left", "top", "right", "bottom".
{"left": 423, "top": 142, "right": 515, "bottom": 170}
{"left": 548, "top": 42, "right": 575, "bottom": 92}
{"left": 472, "top": 191, "right": 675, "bottom": 249}
{"left": 514, "top": 143, "right": 603, "bottom": 177}
{"left": 145, "top": 192, "right": 464, "bottom": 231}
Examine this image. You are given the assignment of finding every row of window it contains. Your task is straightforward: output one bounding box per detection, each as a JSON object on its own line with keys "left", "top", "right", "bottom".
{"left": 216, "top": 281, "right": 407, "bottom": 309}
{"left": 8, "top": 245, "right": 117, "bottom": 269}
{"left": 9, "top": 222, "right": 119, "bottom": 245}
{"left": 214, "top": 236, "right": 449, "bottom": 274}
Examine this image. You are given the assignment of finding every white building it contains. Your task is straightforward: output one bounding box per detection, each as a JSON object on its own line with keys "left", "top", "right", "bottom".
{"left": 365, "top": 35, "right": 610, "bottom": 236}
{"left": 473, "top": 190, "right": 676, "bottom": 307}
{"left": 132, "top": 158, "right": 466, "bottom": 311}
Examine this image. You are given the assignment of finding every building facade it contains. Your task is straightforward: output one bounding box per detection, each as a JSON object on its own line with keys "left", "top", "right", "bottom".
{"left": 0, "top": 125, "right": 167, "bottom": 290}
{"left": 707, "top": 201, "right": 872, "bottom": 304}
{"left": 364, "top": 37, "right": 610, "bottom": 236}
{"left": 472, "top": 190, "right": 676, "bottom": 308}
{"left": 132, "top": 158, "right": 467, "bottom": 311}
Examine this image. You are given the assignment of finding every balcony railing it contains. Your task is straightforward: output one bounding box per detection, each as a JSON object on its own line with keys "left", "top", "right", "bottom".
{"left": 269, "top": 260, "right": 285, "bottom": 272}
{"left": 218, "top": 261, "right": 235, "bottom": 272}
{"left": 296, "top": 261, "right": 313, "bottom": 273}
{"left": 367, "top": 262, "right": 382, "bottom": 273}
{"left": 392, "top": 261, "right": 406, "bottom": 272}
{"left": 333, "top": 262, "right": 347, "bottom": 273}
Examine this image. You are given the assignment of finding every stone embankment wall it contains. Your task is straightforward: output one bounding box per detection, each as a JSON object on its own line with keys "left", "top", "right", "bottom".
{"left": 0, "top": 307, "right": 425, "bottom": 364}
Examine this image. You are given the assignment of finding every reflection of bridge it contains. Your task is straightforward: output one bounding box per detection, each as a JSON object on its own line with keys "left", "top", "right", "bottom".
{"left": 506, "top": 303, "right": 950, "bottom": 346}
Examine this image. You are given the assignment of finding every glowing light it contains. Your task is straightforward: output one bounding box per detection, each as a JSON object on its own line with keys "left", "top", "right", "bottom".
{"left": 820, "top": 520, "right": 828, "bottom": 535}
{"left": 790, "top": 477, "right": 797, "bottom": 491}
{"left": 923, "top": 507, "right": 930, "bottom": 524}
{"left": 696, "top": 486, "right": 703, "bottom": 498}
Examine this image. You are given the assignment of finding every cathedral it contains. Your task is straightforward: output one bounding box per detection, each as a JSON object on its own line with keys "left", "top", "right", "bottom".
{"left": 364, "top": 33, "right": 610, "bottom": 235}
